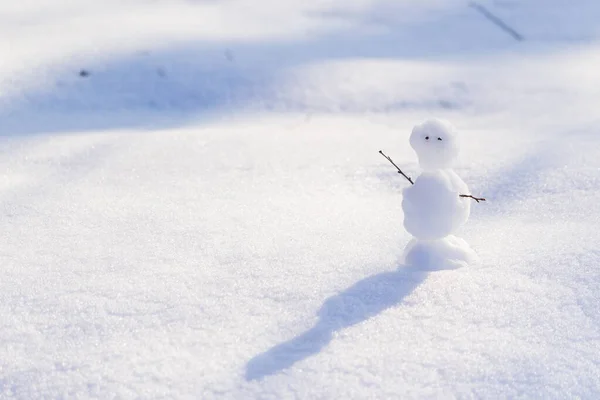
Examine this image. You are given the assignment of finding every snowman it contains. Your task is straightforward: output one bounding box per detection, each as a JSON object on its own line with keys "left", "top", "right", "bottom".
{"left": 381, "top": 118, "right": 484, "bottom": 270}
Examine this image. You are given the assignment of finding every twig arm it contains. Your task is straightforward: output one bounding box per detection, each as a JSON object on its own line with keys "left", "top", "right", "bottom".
{"left": 379, "top": 150, "right": 414, "bottom": 185}
{"left": 460, "top": 194, "right": 486, "bottom": 203}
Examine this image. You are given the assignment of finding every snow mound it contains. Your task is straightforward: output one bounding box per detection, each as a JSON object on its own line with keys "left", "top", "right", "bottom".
{"left": 403, "top": 235, "right": 477, "bottom": 270}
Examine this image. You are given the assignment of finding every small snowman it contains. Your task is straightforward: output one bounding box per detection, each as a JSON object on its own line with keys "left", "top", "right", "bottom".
{"left": 380, "top": 118, "right": 484, "bottom": 270}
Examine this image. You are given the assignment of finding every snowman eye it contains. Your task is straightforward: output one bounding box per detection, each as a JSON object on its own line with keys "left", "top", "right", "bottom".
{"left": 437, "top": 137, "right": 442, "bottom": 141}
{"left": 425, "top": 136, "right": 429, "bottom": 140}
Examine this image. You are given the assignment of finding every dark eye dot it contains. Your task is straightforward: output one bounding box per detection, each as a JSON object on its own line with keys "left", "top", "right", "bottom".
{"left": 425, "top": 136, "right": 429, "bottom": 140}
{"left": 437, "top": 137, "right": 442, "bottom": 141}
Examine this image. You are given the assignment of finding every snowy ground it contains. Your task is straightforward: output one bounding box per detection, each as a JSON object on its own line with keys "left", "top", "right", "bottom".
{"left": 1, "top": 0, "right": 599, "bottom": 398}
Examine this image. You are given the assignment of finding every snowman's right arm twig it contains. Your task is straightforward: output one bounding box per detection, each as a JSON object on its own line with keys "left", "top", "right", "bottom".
{"left": 379, "top": 150, "right": 414, "bottom": 184}
{"left": 459, "top": 194, "right": 486, "bottom": 203}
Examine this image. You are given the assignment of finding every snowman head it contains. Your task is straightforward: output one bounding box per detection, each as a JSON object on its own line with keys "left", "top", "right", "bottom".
{"left": 410, "top": 118, "right": 459, "bottom": 170}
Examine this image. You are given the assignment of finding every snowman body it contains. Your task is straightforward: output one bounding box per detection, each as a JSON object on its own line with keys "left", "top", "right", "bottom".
{"left": 401, "top": 118, "right": 476, "bottom": 269}
{"left": 402, "top": 169, "right": 470, "bottom": 240}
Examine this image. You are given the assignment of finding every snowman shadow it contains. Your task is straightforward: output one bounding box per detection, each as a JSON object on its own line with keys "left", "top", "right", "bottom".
{"left": 245, "top": 264, "right": 428, "bottom": 381}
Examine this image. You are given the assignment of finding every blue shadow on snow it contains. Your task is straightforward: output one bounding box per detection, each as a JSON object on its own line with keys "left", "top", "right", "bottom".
{"left": 245, "top": 264, "right": 428, "bottom": 381}
{"left": 0, "top": 2, "right": 525, "bottom": 138}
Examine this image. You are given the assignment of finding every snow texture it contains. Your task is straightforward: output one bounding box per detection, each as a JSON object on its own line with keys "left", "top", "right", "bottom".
{"left": 1, "top": 0, "right": 600, "bottom": 398}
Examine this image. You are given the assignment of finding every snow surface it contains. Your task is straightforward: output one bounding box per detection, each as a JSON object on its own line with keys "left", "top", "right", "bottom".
{"left": 1, "top": 0, "right": 600, "bottom": 398}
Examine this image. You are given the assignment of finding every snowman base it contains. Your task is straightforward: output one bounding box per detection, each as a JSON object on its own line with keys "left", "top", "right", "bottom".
{"left": 402, "top": 235, "right": 477, "bottom": 271}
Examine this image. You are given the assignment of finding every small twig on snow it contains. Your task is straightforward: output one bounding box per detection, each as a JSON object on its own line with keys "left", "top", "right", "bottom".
{"left": 460, "top": 194, "right": 486, "bottom": 203}
{"left": 379, "top": 150, "right": 414, "bottom": 185}
{"left": 469, "top": 2, "right": 524, "bottom": 42}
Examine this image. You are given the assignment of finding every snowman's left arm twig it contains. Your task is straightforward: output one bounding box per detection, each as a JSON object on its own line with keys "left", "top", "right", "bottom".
{"left": 459, "top": 194, "right": 486, "bottom": 203}
{"left": 379, "top": 150, "right": 414, "bottom": 184}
